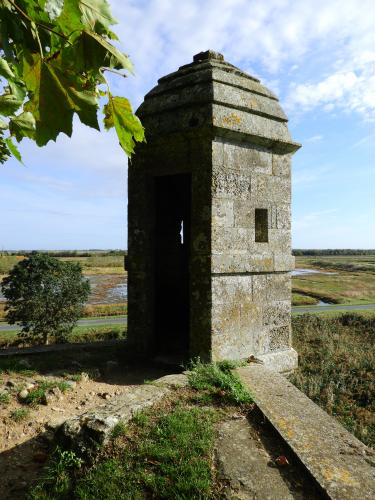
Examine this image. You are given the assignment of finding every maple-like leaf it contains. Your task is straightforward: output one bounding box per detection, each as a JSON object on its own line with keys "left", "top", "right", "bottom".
{"left": 9, "top": 111, "right": 35, "bottom": 141}
{"left": 103, "top": 95, "right": 144, "bottom": 156}
{"left": 0, "top": 0, "right": 144, "bottom": 162}
{"left": 23, "top": 53, "right": 99, "bottom": 145}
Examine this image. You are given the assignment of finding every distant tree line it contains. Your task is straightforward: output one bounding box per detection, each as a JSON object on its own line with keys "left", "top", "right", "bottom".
{"left": 293, "top": 249, "right": 375, "bottom": 256}
{"left": 0, "top": 250, "right": 126, "bottom": 257}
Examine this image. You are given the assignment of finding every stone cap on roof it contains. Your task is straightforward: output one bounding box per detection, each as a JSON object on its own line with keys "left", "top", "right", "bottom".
{"left": 136, "top": 51, "right": 301, "bottom": 153}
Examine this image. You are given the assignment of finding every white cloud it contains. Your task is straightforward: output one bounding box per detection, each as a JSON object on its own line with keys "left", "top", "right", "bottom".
{"left": 305, "top": 135, "right": 323, "bottom": 143}
{"left": 286, "top": 68, "right": 375, "bottom": 119}
{"left": 109, "top": 0, "right": 375, "bottom": 121}
{"left": 293, "top": 209, "right": 338, "bottom": 231}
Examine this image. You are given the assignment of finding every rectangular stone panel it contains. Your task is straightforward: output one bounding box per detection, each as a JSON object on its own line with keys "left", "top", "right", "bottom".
{"left": 212, "top": 198, "right": 234, "bottom": 227}
{"left": 213, "top": 81, "right": 287, "bottom": 121}
{"left": 211, "top": 253, "right": 274, "bottom": 274}
{"left": 212, "top": 168, "right": 251, "bottom": 199}
{"left": 252, "top": 273, "right": 291, "bottom": 302}
{"left": 269, "top": 325, "right": 291, "bottom": 351}
{"left": 268, "top": 228, "right": 291, "bottom": 253}
{"left": 212, "top": 104, "right": 293, "bottom": 145}
{"left": 223, "top": 141, "right": 272, "bottom": 174}
{"left": 211, "top": 274, "right": 264, "bottom": 360}
{"left": 276, "top": 205, "right": 291, "bottom": 229}
{"left": 262, "top": 300, "right": 290, "bottom": 327}
{"left": 272, "top": 153, "right": 292, "bottom": 177}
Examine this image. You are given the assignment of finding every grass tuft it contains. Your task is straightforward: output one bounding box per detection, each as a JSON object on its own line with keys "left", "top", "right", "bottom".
{"left": 0, "top": 391, "right": 10, "bottom": 406}
{"left": 110, "top": 421, "right": 127, "bottom": 439}
{"left": 29, "top": 447, "right": 83, "bottom": 499}
{"left": 24, "top": 380, "right": 71, "bottom": 406}
{"left": 188, "top": 359, "right": 252, "bottom": 405}
{"left": 10, "top": 407, "right": 29, "bottom": 422}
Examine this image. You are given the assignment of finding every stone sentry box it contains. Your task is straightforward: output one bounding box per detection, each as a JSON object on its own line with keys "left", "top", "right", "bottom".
{"left": 127, "top": 50, "right": 301, "bottom": 371}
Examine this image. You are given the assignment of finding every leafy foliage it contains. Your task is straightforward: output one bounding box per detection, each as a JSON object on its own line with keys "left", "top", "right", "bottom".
{"left": 0, "top": 0, "right": 145, "bottom": 163}
{"left": 1, "top": 253, "right": 90, "bottom": 344}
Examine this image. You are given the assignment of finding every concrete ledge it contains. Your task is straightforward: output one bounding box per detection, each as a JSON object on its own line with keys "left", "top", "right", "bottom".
{"left": 257, "top": 348, "right": 298, "bottom": 373}
{"left": 237, "top": 365, "right": 375, "bottom": 499}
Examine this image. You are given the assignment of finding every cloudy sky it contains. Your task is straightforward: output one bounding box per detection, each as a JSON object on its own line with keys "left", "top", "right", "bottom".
{"left": 1, "top": 0, "right": 375, "bottom": 250}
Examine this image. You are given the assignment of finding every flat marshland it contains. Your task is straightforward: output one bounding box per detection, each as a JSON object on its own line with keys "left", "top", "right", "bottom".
{"left": 292, "top": 254, "right": 375, "bottom": 306}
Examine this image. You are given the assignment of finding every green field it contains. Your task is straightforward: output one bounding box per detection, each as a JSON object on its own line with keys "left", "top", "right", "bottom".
{"left": 0, "top": 323, "right": 126, "bottom": 348}
{"left": 0, "top": 254, "right": 125, "bottom": 278}
{"left": 293, "top": 255, "right": 375, "bottom": 305}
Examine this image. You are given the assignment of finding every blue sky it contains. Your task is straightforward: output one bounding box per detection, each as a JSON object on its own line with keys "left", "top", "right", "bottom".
{"left": 1, "top": 0, "right": 375, "bottom": 250}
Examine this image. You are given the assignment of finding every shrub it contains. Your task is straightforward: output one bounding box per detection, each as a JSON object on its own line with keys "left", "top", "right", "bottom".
{"left": 1, "top": 253, "right": 90, "bottom": 345}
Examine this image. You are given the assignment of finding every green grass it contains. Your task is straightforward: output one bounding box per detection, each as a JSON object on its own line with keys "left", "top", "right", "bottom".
{"left": 30, "top": 406, "right": 217, "bottom": 500}
{"left": 10, "top": 407, "right": 30, "bottom": 422}
{"left": 0, "top": 358, "right": 36, "bottom": 376}
{"left": 290, "top": 314, "right": 375, "bottom": 447}
{"left": 293, "top": 255, "right": 375, "bottom": 305}
{"left": 28, "top": 359, "right": 255, "bottom": 499}
{"left": 0, "top": 323, "right": 126, "bottom": 347}
{"left": 24, "top": 380, "right": 71, "bottom": 406}
{"left": 292, "top": 292, "right": 319, "bottom": 306}
{"left": 0, "top": 391, "right": 10, "bottom": 406}
{"left": 293, "top": 308, "right": 375, "bottom": 318}
{"left": 82, "top": 303, "right": 127, "bottom": 318}
{"left": 0, "top": 255, "right": 25, "bottom": 274}
{"left": 188, "top": 359, "right": 253, "bottom": 405}
{"left": 29, "top": 448, "right": 83, "bottom": 499}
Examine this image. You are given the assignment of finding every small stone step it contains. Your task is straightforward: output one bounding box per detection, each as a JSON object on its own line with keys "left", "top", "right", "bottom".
{"left": 216, "top": 418, "right": 296, "bottom": 499}
{"left": 237, "top": 365, "right": 375, "bottom": 500}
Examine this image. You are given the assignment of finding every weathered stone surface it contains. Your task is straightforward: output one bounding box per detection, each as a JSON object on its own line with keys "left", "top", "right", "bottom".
{"left": 57, "top": 374, "right": 188, "bottom": 456}
{"left": 128, "top": 51, "right": 299, "bottom": 366}
{"left": 215, "top": 418, "right": 295, "bottom": 499}
{"left": 237, "top": 365, "right": 375, "bottom": 499}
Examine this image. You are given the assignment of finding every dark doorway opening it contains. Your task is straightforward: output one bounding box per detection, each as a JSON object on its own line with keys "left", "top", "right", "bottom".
{"left": 154, "top": 174, "right": 191, "bottom": 357}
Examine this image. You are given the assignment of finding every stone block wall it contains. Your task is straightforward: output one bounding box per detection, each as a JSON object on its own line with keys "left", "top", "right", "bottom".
{"left": 210, "top": 137, "right": 293, "bottom": 360}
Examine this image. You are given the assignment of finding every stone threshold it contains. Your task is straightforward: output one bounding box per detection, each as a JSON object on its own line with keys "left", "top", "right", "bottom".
{"left": 236, "top": 365, "right": 375, "bottom": 500}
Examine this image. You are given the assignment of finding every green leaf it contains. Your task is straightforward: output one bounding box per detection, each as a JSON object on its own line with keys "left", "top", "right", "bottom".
{"left": 86, "top": 31, "right": 133, "bottom": 73}
{"left": 5, "top": 137, "right": 23, "bottom": 163}
{"left": 9, "top": 111, "right": 35, "bottom": 141}
{"left": 103, "top": 95, "right": 144, "bottom": 156}
{"left": 0, "top": 58, "right": 15, "bottom": 80}
{"left": 56, "top": 0, "right": 117, "bottom": 37}
{"left": 23, "top": 52, "right": 99, "bottom": 145}
{"left": 55, "top": 0, "right": 84, "bottom": 37}
{"left": 78, "top": 0, "right": 117, "bottom": 31}
{"left": 0, "top": 118, "right": 8, "bottom": 130}
{"left": 0, "top": 94, "right": 23, "bottom": 116}
{"left": 9, "top": 80, "right": 27, "bottom": 102}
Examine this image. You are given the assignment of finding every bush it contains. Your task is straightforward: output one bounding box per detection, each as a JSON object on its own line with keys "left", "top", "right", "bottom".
{"left": 1, "top": 253, "right": 90, "bottom": 345}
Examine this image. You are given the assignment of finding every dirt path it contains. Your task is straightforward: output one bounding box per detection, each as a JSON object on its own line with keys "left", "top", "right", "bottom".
{"left": 0, "top": 347, "right": 170, "bottom": 499}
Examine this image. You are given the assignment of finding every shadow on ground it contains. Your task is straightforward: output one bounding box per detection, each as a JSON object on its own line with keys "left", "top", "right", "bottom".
{"left": 0, "top": 342, "right": 180, "bottom": 499}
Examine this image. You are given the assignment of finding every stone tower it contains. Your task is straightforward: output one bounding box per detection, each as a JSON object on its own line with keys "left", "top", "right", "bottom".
{"left": 127, "top": 50, "right": 300, "bottom": 371}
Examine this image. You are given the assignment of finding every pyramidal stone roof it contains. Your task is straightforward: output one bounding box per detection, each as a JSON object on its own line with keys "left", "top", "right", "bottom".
{"left": 137, "top": 50, "right": 300, "bottom": 153}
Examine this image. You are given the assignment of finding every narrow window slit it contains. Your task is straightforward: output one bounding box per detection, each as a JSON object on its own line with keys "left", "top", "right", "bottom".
{"left": 255, "top": 208, "right": 268, "bottom": 243}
